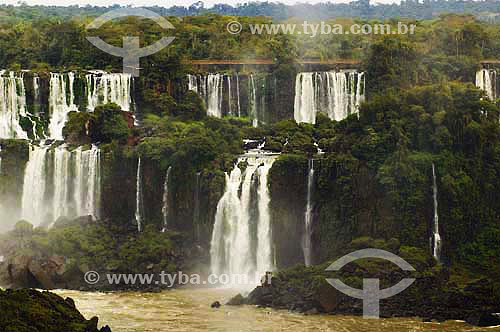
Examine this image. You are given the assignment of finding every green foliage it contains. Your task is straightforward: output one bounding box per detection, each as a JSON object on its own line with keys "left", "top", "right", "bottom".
{"left": 91, "top": 103, "right": 130, "bottom": 144}
{"left": 63, "top": 103, "right": 131, "bottom": 144}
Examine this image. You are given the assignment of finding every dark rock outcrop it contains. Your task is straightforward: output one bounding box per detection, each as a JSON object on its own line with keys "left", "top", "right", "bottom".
{"left": 0, "top": 288, "right": 111, "bottom": 332}
{"left": 240, "top": 259, "right": 500, "bottom": 327}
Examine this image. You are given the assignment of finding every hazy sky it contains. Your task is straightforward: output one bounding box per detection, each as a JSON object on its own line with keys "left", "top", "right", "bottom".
{"left": 3, "top": 0, "right": 402, "bottom": 7}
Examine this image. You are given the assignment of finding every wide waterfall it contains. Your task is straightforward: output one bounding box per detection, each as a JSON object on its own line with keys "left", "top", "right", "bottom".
{"left": 188, "top": 73, "right": 223, "bottom": 117}
{"left": 431, "top": 163, "right": 441, "bottom": 262}
{"left": 0, "top": 71, "right": 29, "bottom": 139}
{"left": 21, "top": 144, "right": 101, "bottom": 227}
{"left": 86, "top": 72, "right": 133, "bottom": 112}
{"left": 135, "top": 158, "right": 144, "bottom": 232}
{"left": 294, "top": 71, "right": 365, "bottom": 124}
{"left": 210, "top": 155, "right": 276, "bottom": 283}
{"left": 302, "top": 159, "right": 315, "bottom": 266}
{"left": 48, "top": 73, "right": 78, "bottom": 140}
{"left": 476, "top": 69, "right": 497, "bottom": 100}
{"left": 161, "top": 166, "right": 172, "bottom": 232}
{"left": 188, "top": 73, "right": 263, "bottom": 123}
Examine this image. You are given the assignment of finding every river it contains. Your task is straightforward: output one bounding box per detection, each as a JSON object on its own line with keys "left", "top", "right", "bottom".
{"left": 54, "top": 288, "right": 499, "bottom": 332}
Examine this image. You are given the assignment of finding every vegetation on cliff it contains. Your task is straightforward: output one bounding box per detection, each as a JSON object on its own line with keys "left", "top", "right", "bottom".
{"left": 0, "top": 288, "right": 111, "bottom": 332}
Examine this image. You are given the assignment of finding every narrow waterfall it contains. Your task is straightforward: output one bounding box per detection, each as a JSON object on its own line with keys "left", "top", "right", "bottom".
{"left": 302, "top": 159, "right": 315, "bottom": 266}
{"left": 249, "top": 75, "right": 258, "bottom": 127}
{"left": 294, "top": 71, "right": 365, "bottom": 124}
{"left": 0, "top": 71, "right": 28, "bottom": 139}
{"left": 86, "top": 72, "right": 133, "bottom": 112}
{"left": 21, "top": 144, "right": 101, "bottom": 227}
{"left": 48, "top": 73, "right": 78, "bottom": 140}
{"left": 476, "top": 69, "right": 497, "bottom": 100}
{"left": 236, "top": 74, "right": 241, "bottom": 117}
{"left": 161, "top": 166, "right": 172, "bottom": 232}
{"left": 210, "top": 155, "right": 277, "bottom": 282}
{"left": 431, "top": 163, "right": 441, "bottom": 262}
{"left": 135, "top": 158, "right": 144, "bottom": 232}
{"left": 227, "top": 75, "right": 233, "bottom": 116}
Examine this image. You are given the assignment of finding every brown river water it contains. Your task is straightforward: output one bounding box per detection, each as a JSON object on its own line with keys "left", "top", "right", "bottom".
{"left": 54, "top": 288, "right": 500, "bottom": 332}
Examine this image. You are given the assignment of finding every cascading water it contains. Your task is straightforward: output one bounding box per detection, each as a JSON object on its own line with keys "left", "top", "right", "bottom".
{"left": 135, "top": 158, "right": 144, "bottom": 232}
{"left": 294, "top": 71, "right": 365, "bottom": 124}
{"left": 161, "top": 166, "right": 172, "bottom": 232}
{"left": 431, "top": 163, "right": 441, "bottom": 262}
{"left": 475, "top": 69, "right": 497, "bottom": 100}
{"left": 48, "top": 73, "right": 78, "bottom": 140}
{"left": 249, "top": 75, "right": 258, "bottom": 127}
{"left": 0, "top": 71, "right": 29, "bottom": 139}
{"left": 236, "top": 74, "right": 241, "bottom": 117}
{"left": 188, "top": 73, "right": 223, "bottom": 117}
{"left": 210, "top": 155, "right": 277, "bottom": 283}
{"left": 21, "top": 144, "right": 101, "bottom": 227}
{"left": 73, "top": 145, "right": 101, "bottom": 219}
{"left": 207, "top": 74, "right": 223, "bottom": 117}
{"left": 302, "top": 159, "right": 315, "bottom": 266}
{"left": 86, "top": 72, "right": 133, "bottom": 112}
{"left": 188, "top": 73, "right": 262, "bottom": 124}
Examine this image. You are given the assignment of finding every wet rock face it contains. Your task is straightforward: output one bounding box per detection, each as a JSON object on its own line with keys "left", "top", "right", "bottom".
{"left": 0, "top": 254, "right": 69, "bottom": 289}
{"left": 0, "top": 288, "right": 112, "bottom": 332}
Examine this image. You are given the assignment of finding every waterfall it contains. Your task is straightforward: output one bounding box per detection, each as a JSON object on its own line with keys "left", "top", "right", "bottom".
{"left": 236, "top": 74, "right": 241, "bottom": 117}
{"left": 187, "top": 73, "right": 223, "bottom": 117}
{"left": 476, "top": 69, "right": 497, "bottom": 100}
{"left": 21, "top": 144, "right": 101, "bottom": 227}
{"left": 52, "top": 145, "right": 72, "bottom": 220}
{"left": 73, "top": 145, "right": 101, "bottom": 219}
{"left": 207, "top": 74, "right": 223, "bottom": 117}
{"left": 227, "top": 75, "right": 233, "bottom": 116}
{"left": 302, "top": 159, "right": 315, "bottom": 266}
{"left": 22, "top": 145, "right": 49, "bottom": 226}
{"left": 161, "top": 166, "right": 172, "bottom": 232}
{"left": 210, "top": 155, "right": 277, "bottom": 283}
{"left": 48, "top": 73, "right": 78, "bottom": 140}
{"left": 431, "top": 163, "right": 441, "bottom": 262}
{"left": 294, "top": 71, "right": 365, "bottom": 124}
{"left": 135, "top": 158, "right": 144, "bottom": 232}
{"left": 294, "top": 73, "right": 316, "bottom": 124}
{"left": 0, "top": 71, "right": 28, "bottom": 139}
{"left": 188, "top": 73, "right": 262, "bottom": 124}
{"left": 86, "top": 72, "right": 133, "bottom": 112}
{"left": 249, "top": 75, "right": 258, "bottom": 127}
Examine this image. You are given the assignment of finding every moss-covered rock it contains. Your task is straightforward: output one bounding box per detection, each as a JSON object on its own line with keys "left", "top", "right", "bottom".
{"left": 0, "top": 288, "right": 111, "bottom": 332}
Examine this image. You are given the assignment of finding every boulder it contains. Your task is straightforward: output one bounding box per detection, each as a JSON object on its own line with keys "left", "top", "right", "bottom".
{"left": 211, "top": 301, "right": 221, "bottom": 308}
{"left": 227, "top": 293, "right": 246, "bottom": 305}
{"left": 466, "top": 312, "right": 500, "bottom": 327}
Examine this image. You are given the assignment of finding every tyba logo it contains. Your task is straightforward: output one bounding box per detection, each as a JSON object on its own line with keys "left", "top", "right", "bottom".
{"left": 86, "top": 8, "right": 175, "bottom": 77}
{"left": 325, "top": 248, "right": 416, "bottom": 319}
